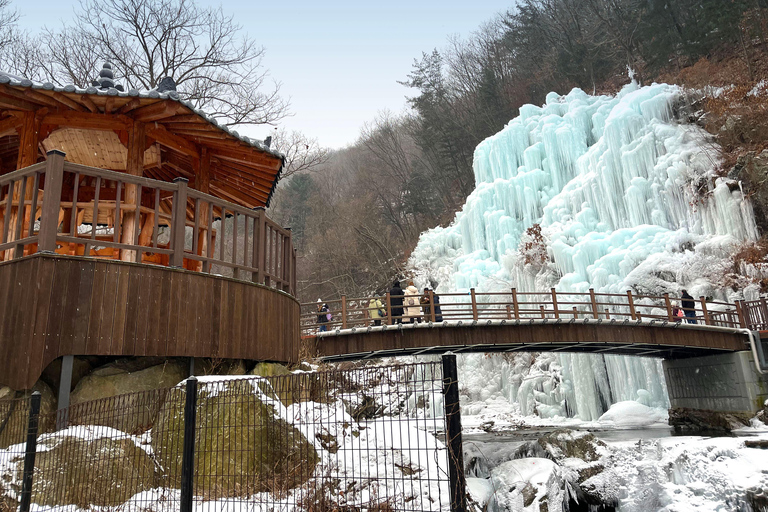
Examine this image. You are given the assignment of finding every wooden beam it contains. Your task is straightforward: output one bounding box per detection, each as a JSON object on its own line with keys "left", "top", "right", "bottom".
{"left": 198, "top": 147, "right": 210, "bottom": 193}
{"left": 209, "top": 179, "right": 266, "bottom": 206}
{"left": 214, "top": 157, "right": 280, "bottom": 187}
{"left": 118, "top": 98, "right": 142, "bottom": 114}
{"left": 120, "top": 120, "right": 145, "bottom": 262}
{"left": 41, "top": 111, "right": 132, "bottom": 131}
{"left": 146, "top": 124, "right": 199, "bottom": 158}
{"left": 0, "top": 92, "right": 39, "bottom": 111}
{"left": 22, "top": 89, "right": 66, "bottom": 110}
{"left": 104, "top": 96, "right": 116, "bottom": 115}
{"left": 0, "top": 115, "right": 21, "bottom": 139}
{"left": 173, "top": 129, "right": 229, "bottom": 140}
{"left": 130, "top": 101, "right": 185, "bottom": 122}
{"left": 52, "top": 92, "right": 88, "bottom": 112}
{"left": 79, "top": 95, "right": 99, "bottom": 113}
{"left": 17, "top": 111, "right": 40, "bottom": 168}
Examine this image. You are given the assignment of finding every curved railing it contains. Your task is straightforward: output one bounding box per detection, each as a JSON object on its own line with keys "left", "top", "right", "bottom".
{"left": 301, "top": 288, "right": 768, "bottom": 337}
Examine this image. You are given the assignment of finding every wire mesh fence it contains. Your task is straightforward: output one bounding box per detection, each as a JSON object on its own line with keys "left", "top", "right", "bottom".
{"left": 0, "top": 360, "right": 457, "bottom": 512}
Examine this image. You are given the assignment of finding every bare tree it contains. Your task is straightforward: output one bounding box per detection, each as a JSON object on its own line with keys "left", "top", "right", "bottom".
{"left": 42, "top": 0, "right": 288, "bottom": 126}
{"left": 271, "top": 128, "right": 330, "bottom": 180}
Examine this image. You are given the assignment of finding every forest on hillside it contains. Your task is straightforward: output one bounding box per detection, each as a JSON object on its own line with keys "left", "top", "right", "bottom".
{"left": 269, "top": 0, "right": 768, "bottom": 303}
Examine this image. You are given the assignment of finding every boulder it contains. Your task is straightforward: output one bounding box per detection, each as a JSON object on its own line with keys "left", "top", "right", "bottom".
{"left": 39, "top": 357, "right": 94, "bottom": 395}
{"left": 69, "top": 361, "right": 186, "bottom": 433}
{"left": 250, "top": 362, "right": 291, "bottom": 377}
{"left": 668, "top": 407, "right": 751, "bottom": 434}
{"left": 19, "top": 435, "right": 156, "bottom": 507}
{"left": 0, "top": 381, "right": 57, "bottom": 449}
{"left": 250, "top": 363, "right": 301, "bottom": 405}
{"left": 152, "top": 379, "right": 318, "bottom": 497}
{"left": 194, "top": 358, "right": 247, "bottom": 376}
{"left": 537, "top": 430, "right": 607, "bottom": 463}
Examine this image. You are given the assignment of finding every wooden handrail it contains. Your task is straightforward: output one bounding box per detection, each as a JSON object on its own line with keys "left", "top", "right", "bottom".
{"left": 1, "top": 154, "right": 297, "bottom": 296}
{"left": 300, "top": 289, "right": 768, "bottom": 335}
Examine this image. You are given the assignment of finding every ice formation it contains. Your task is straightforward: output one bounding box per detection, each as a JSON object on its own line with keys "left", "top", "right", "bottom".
{"left": 409, "top": 83, "right": 759, "bottom": 421}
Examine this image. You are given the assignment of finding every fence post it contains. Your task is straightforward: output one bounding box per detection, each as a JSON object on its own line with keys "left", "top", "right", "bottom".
{"left": 470, "top": 288, "right": 478, "bottom": 320}
{"left": 429, "top": 290, "right": 436, "bottom": 322}
{"left": 171, "top": 177, "right": 189, "bottom": 268}
{"left": 442, "top": 354, "right": 466, "bottom": 512}
{"left": 589, "top": 288, "right": 599, "bottom": 319}
{"left": 700, "top": 296, "right": 710, "bottom": 325}
{"left": 385, "top": 292, "right": 392, "bottom": 325}
{"left": 664, "top": 293, "right": 674, "bottom": 322}
{"left": 38, "top": 150, "right": 66, "bottom": 253}
{"left": 511, "top": 288, "right": 520, "bottom": 319}
{"left": 19, "top": 391, "right": 41, "bottom": 512}
{"left": 736, "top": 300, "right": 747, "bottom": 328}
{"left": 180, "top": 376, "right": 198, "bottom": 512}
{"left": 551, "top": 288, "right": 559, "bottom": 319}
{"left": 627, "top": 290, "right": 637, "bottom": 320}
{"left": 341, "top": 296, "right": 348, "bottom": 329}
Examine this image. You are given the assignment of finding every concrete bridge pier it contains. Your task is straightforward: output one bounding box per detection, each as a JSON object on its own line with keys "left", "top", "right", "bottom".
{"left": 663, "top": 346, "right": 768, "bottom": 415}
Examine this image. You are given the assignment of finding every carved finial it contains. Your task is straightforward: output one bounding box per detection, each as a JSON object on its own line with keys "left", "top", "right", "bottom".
{"left": 92, "top": 62, "right": 124, "bottom": 91}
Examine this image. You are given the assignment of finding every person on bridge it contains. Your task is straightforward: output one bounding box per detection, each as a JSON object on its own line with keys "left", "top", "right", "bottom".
{"left": 368, "top": 295, "right": 385, "bottom": 326}
{"left": 681, "top": 289, "right": 697, "bottom": 324}
{"left": 389, "top": 280, "right": 405, "bottom": 324}
{"left": 405, "top": 281, "right": 421, "bottom": 323}
{"left": 317, "top": 299, "right": 330, "bottom": 332}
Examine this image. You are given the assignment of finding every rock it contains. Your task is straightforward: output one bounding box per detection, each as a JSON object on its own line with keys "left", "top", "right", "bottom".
{"left": 744, "top": 439, "right": 768, "bottom": 449}
{"left": 69, "top": 361, "right": 187, "bottom": 433}
{"left": 194, "top": 358, "right": 246, "bottom": 376}
{"left": 489, "top": 458, "right": 564, "bottom": 512}
{"left": 20, "top": 435, "right": 156, "bottom": 507}
{"left": 152, "top": 379, "right": 318, "bottom": 497}
{"left": 40, "top": 357, "right": 93, "bottom": 395}
{"left": 250, "top": 362, "right": 291, "bottom": 377}
{"left": 537, "top": 429, "right": 607, "bottom": 463}
{"left": 668, "top": 408, "right": 751, "bottom": 434}
{"left": 0, "top": 381, "right": 57, "bottom": 449}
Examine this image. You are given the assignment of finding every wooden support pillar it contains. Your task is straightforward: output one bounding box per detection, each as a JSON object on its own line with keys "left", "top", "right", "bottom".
{"left": 195, "top": 149, "right": 210, "bottom": 262}
{"left": 121, "top": 121, "right": 145, "bottom": 262}
{"left": 6, "top": 112, "right": 41, "bottom": 256}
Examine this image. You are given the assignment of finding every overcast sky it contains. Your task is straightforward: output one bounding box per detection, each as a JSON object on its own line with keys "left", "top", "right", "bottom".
{"left": 16, "top": 0, "right": 513, "bottom": 149}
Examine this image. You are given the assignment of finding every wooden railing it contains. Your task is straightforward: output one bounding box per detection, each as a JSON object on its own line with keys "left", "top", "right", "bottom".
{"left": 0, "top": 150, "right": 296, "bottom": 295}
{"left": 301, "top": 288, "right": 768, "bottom": 337}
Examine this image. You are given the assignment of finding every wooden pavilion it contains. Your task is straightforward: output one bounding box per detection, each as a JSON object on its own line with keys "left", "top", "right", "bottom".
{"left": 0, "top": 64, "right": 300, "bottom": 400}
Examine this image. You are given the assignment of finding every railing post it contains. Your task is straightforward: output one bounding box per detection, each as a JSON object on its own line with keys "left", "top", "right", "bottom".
{"left": 341, "top": 296, "right": 347, "bottom": 329}
{"left": 385, "top": 292, "right": 392, "bottom": 325}
{"left": 700, "top": 296, "right": 710, "bottom": 325}
{"left": 664, "top": 293, "right": 674, "bottom": 321}
{"left": 761, "top": 297, "right": 768, "bottom": 330}
{"left": 442, "top": 354, "right": 466, "bottom": 512}
{"left": 429, "top": 290, "right": 436, "bottom": 322}
{"left": 511, "top": 288, "right": 520, "bottom": 319}
{"left": 171, "top": 177, "right": 189, "bottom": 268}
{"left": 551, "top": 288, "right": 559, "bottom": 319}
{"left": 506, "top": 305, "right": 512, "bottom": 320}
{"left": 255, "top": 208, "right": 267, "bottom": 285}
{"left": 736, "top": 300, "right": 747, "bottom": 328}
{"left": 572, "top": 307, "right": 578, "bottom": 319}
{"left": 540, "top": 305, "right": 545, "bottom": 319}
{"left": 38, "top": 150, "right": 66, "bottom": 253}
{"left": 282, "top": 228, "right": 292, "bottom": 293}
{"left": 19, "top": 391, "right": 41, "bottom": 512}
{"left": 470, "top": 288, "right": 478, "bottom": 320}
{"left": 180, "top": 376, "right": 198, "bottom": 512}
{"left": 589, "top": 288, "right": 599, "bottom": 319}
{"left": 627, "top": 290, "right": 637, "bottom": 320}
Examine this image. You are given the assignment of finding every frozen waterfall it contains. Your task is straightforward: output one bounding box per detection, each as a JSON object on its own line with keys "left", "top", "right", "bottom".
{"left": 409, "top": 83, "right": 758, "bottom": 421}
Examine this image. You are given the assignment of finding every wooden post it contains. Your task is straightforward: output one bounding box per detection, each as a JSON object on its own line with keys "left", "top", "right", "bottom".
{"left": 571, "top": 307, "right": 578, "bottom": 319}
{"left": 700, "top": 296, "right": 710, "bottom": 325}
{"left": 385, "top": 292, "right": 392, "bottom": 325}
{"left": 736, "top": 300, "right": 748, "bottom": 328}
{"left": 589, "top": 288, "right": 599, "bottom": 319}
{"left": 121, "top": 121, "right": 145, "bottom": 262}
{"left": 605, "top": 308, "right": 611, "bottom": 319}
{"left": 760, "top": 297, "right": 768, "bottom": 330}
{"left": 627, "top": 290, "right": 636, "bottom": 320}
{"left": 470, "top": 288, "right": 478, "bottom": 320}
{"left": 540, "top": 305, "right": 546, "bottom": 319}
{"left": 282, "top": 228, "right": 292, "bottom": 292}
{"left": 171, "top": 177, "right": 188, "bottom": 268}
{"left": 38, "top": 150, "right": 65, "bottom": 252}
{"left": 551, "top": 288, "right": 559, "bottom": 319}
{"left": 341, "top": 296, "right": 347, "bottom": 329}
{"left": 664, "top": 293, "right": 674, "bottom": 321}
{"left": 429, "top": 289, "right": 436, "bottom": 322}
{"left": 511, "top": 288, "right": 520, "bottom": 319}
{"left": 506, "top": 305, "right": 512, "bottom": 320}
{"left": 255, "top": 208, "right": 266, "bottom": 285}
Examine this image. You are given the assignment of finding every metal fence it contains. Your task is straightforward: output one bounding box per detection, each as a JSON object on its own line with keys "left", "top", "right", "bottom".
{"left": 0, "top": 358, "right": 464, "bottom": 512}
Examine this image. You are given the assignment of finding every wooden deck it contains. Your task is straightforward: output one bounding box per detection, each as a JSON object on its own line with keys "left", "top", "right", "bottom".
{"left": 0, "top": 253, "right": 300, "bottom": 389}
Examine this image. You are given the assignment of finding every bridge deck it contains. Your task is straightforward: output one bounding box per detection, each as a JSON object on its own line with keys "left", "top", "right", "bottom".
{"left": 310, "top": 319, "right": 752, "bottom": 361}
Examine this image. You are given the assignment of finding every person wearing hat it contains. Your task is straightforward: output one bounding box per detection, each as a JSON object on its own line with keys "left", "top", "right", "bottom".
{"left": 368, "top": 294, "right": 385, "bottom": 326}
{"left": 316, "top": 299, "right": 330, "bottom": 332}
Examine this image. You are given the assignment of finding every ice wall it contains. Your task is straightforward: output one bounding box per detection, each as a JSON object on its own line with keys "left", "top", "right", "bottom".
{"left": 410, "top": 83, "right": 759, "bottom": 421}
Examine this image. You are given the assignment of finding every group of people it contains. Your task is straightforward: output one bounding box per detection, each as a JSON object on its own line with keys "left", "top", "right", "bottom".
{"left": 374, "top": 280, "right": 443, "bottom": 325}
{"left": 672, "top": 289, "right": 697, "bottom": 324}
